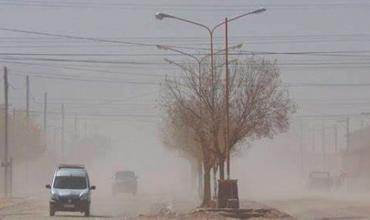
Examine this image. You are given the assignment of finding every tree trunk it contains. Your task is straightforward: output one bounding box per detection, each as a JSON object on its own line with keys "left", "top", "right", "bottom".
{"left": 190, "top": 160, "right": 198, "bottom": 191}
{"left": 197, "top": 159, "right": 203, "bottom": 200}
{"left": 213, "top": 166, "right": 218, "bottom": 198}
{"left": 219, "top": 157, "right": 225, "bottom": 180}
{"left": 201, "top": 161, "right": 212, "bottom": 207}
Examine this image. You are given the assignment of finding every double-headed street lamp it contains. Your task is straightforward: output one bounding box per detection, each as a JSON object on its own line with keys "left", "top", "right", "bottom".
{"left": 156, "top": 8, "right": 266, "bottom": 181}
{"left": 157, "top": 44, "right": 242, "bottom": 99}
{"left": 156, "top": 43, "right": 243, "bottom": 77}
{"left": 155, "top": 8, "right": 266, "bottom": 81}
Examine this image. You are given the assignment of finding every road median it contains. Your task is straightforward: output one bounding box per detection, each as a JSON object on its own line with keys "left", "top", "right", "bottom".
{"left": 138, "top": 199, "right": 295, "bottom": 219}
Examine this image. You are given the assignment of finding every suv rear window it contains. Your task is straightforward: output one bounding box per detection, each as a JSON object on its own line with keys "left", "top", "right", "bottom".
{"left": 54, "top": 176, "right": 87, "bottom": 189}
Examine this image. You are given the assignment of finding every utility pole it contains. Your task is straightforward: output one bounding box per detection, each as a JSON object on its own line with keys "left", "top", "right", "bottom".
{"left": 312, "top": 128, "right": 316, "bottom": 152}
{"left": 43, "top": 92, "right": 47, "bottom": 132}
{"left": 61, "top": 104, "right": 65, "bottom": 162}
{"left": 2, "top": 66, "right": 9, "bottom": 196}
{"left": 346, "top": 116, "right": 350, "bottom": 152}
{"left": 321, "top": 122, "right": 326, "bottom": 170}
{"left": 9, "top": 157, "right": 12, "bottom": 195}
{"left": 334, "top": 125, "right": 338, "bottom": 153}
{"left": 74, "top": 114, "right": 78, "bottom": 135}
{"left": 299, "top": 120, "right": 304, "bottom": 173}
{"left": 26, "top": 76, "right": 30, "bottom": 121}
{"left": 84, "top": 119, "right": 88, "bottom": 137}
{"left": 225, "top": 17, "right": 230, "bottom": 180}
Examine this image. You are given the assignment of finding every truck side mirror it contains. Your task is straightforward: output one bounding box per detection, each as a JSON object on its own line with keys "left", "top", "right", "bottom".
{"left": 45, "top": 184, "right": 51, "bottom": 189}
{"left": 90, "top": 185, "right": 96, "bottom": 190}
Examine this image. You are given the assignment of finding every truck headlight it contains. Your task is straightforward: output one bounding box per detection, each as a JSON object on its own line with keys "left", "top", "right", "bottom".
{"left": 79, "top": 193, "right": 89, "bottom": 200}
{"left": 51, "top": 193, "right": 59, "bottom": 201}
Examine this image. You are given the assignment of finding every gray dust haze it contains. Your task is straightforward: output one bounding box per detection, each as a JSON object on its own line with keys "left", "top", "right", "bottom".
{"left": 1, "top": 0, "right": 370, "bottom": 219}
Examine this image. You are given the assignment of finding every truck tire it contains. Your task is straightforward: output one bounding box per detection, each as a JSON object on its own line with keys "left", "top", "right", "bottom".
{"left": 84, "top": 206, "right": 90, "bottom": 217}
{"left": 49, "top": 207, "right": 55, "bottom": 216}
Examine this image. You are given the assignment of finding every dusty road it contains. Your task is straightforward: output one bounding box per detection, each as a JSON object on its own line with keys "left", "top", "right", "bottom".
{"left": 264, "top": 193, "right": 370, "bottom": 220}
{"left": 0, "top": 193, "right": 180, "bottom": 220}
{"left": 3, "top": 192, "right": 370, "bottom": 220}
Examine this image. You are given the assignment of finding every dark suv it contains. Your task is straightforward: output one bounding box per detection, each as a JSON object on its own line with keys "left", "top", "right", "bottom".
{"left": 307, "top": 171, "right": 333, "bottom": 191}
{"left": 112, "top": 170, "right": 138, "bottom": 195}
{"left": 46, "top": 164, "right": 96, "bottom": 217}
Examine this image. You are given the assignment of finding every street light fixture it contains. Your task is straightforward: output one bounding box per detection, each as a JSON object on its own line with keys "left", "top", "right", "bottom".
{"left": 157, "top": 43, "right": 243, "bottom": 92}
{"left": 156, "top": 43, "right": 243, "bottom": 65}
{"left": 155, "top": 8, "right": 266, "bottom": 106}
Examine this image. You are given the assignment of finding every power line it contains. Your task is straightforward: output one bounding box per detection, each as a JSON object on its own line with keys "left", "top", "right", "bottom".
{"left": 3, "top": 56, "right": 370, "bottom": 67}
{"left": 0, "top": 27, "right": 154, "bottom": 47}
{"left": 6, "top": 63, "right": 168, "bottom": 78}
{"left": 287, "top": 83, "right": 370, "bottom": 87}
{"left": 1, "top": 49, "right": 370, "bottom": 57}
{"left": 14, "top": 109, "right": 158, "bottom": 118}
{"left": 1, "top": 1, "right": 370, "bottom": 10}
{"left": 0, "top": 27, "right": 209, "bottom": 51}
{"left": 0, "top": 56, "right": 358, "bottom": 65}
{"left": 11, "top": 89, "right": 158, "bottom": 105}
{"left": 10, "top": 72, "right": 161, "bottom": 85}
{"left": 0, "top": 59, "right": 177, "bottom": 71}
{"left": 0, "top": 33, "right": 369, "bottom": 41}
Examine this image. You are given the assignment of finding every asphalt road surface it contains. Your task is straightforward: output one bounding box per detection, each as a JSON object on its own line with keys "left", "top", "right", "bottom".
{"left": 0, "top": 193, "right": 176, "bottom": 220}
{"left": 264, "top": 193, "right": 370, "bottom": 220}
{"left": 2, "top": 192, "right": 370, "bottom": 219}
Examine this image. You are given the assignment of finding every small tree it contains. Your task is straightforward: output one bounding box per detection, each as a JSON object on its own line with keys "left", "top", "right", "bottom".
{"left": 161, "top": 59, "right": 219, "bottom": 206}
{"left": 217, "top": 58, "right": 295, "bottom": 178}
{"left": 0, "top": 111, "right": 46, "bottom": 160}
{"left": 160, "top": 56, "right": 294, "bottom": 207}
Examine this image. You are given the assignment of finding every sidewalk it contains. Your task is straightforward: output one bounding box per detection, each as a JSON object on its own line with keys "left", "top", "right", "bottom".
{"left": 0, "top": 195, "right": 30, "bottom": 210}
{"left": 138, "top": 199, "right": 294, "bottom": 219}
{"left": 0, "top": 196, "right": 17, "bottom": 209}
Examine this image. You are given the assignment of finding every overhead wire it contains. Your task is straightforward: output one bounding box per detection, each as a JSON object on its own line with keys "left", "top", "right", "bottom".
{"left": 0, "top": 27, "right": 209, "bottom": 51}
{"left": 1, "top": 1, "right": 370, "bottom": 10}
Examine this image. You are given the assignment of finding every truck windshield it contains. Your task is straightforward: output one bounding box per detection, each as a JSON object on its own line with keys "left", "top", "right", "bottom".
{"left": 54, "top": 176, "right": 87, "bottom": 189}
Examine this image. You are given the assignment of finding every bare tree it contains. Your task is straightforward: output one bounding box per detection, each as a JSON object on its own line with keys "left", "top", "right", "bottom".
{"left": 160, "top": 58, "right": 219, "bottom": 207}
{"left": 217, "top": 57, "right": 295, "bottom": 179}
{"left": 160, "top": 56, "right": 294, "bottom": 207}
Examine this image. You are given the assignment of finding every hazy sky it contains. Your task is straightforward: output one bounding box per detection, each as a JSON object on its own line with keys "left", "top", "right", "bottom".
{"left": 0, "top": 0, "right": 370, "bottom": 189}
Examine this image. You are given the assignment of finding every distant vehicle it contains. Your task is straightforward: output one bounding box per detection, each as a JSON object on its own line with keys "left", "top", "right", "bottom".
{"left": 307, "top": 171, "right": 333, "bottom": 190}
{"left": 112, "top": 170, "right": 138, "bottom": 195}
{"left": 45, "top": 164, "right": 96, "bottom": 217}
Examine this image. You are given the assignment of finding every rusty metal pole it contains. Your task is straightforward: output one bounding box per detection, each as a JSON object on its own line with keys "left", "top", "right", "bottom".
{"left": 9, "top": 157, "right": 12, "bottom": 195}
{"left": 61, "top": 104, "right": 65, "bottom": 162}
{"left": 346, "top": 116, "right": 350, "bottom": 152}
{"left": 225, "top": 17, "right": 230, "bottom": 180}
{"left": 3, "top": 66, "right": 9, "bottom": 196}
{"left": 26, "top": 76, "right": 30, "bottom": 121}
{"left": 43, "top": 92, "right": 47, "bottom": 132}
{"left": 210, "top": 31, "right": 215, "bottom": 107}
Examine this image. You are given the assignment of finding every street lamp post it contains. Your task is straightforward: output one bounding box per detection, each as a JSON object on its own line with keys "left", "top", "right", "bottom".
{"left": 157, "top": 45, "right": 203, "bottom": 88}
{"left": 156, "top": 44, "right": 243, "bottom": 91}
{"left": 156, "top": 8, "right": 266, "bottom": 207}
{"left": 155, "top": 8, "right": 266, "bottom": 62}
{"left": 155, "top": 8, "right": 266, "bottom": 55}
{"left": 155, "top": 8, "right": 265, "bottom": 107}
{"left": 225, "top": 17, "right": 231, "bottom": 180}
{"left": 155, "top": 13, "right": 216, "bottom": 99}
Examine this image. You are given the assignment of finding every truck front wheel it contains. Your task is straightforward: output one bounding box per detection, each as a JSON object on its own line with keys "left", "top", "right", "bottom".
{"left": 84, "top": 206, "right": 90, "bottom": 217}
{"left": 49, "top": 207, "right": 55, "bottom": 216}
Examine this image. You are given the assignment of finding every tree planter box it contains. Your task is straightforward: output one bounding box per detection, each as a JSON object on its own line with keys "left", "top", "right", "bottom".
{"left": 217, "top": 179, "right": 239, "bottom": 208}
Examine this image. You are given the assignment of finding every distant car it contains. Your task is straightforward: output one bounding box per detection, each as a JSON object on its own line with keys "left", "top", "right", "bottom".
{"left": 112, "top": 170, "right": 138, "bottom": 195}
{"left": 307, "top": 171, "right": 333, "bottom": 190}
{"left": 45, "top": 164, "right": 96, "bottom": 217}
